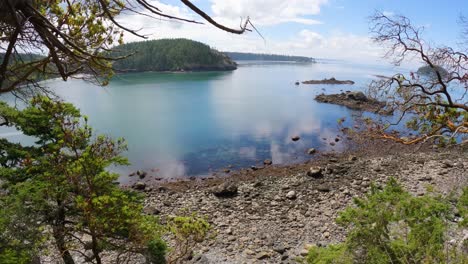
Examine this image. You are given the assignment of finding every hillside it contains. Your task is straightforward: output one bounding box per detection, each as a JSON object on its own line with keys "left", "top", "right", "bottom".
{"left": 224, "top": 52, "right": 315, "bottom": 63}
{"left": 0, "top": 53, "right": 44, "bottom": 63}
{"left": 111, "top": 39, "right": 237, "bottom": 72}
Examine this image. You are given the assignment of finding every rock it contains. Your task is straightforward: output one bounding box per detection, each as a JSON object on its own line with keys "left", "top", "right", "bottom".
{"left": 157, "top": 186, "right": 168, "bottom": 192}
{"left": 273, "top": 245, "right": 286, "bottom": 254}
{"left": 329, "top": 142, "right": 336, "bottom": 146}
{"left": 134, "top": 182, "right": 146, "bottom": 190}
{"left": 286, "top": 191, "right": 297, "bottom": 200}
{"left": 334, "top": 137, "right": 340, "bottom": 142}
{"left": 307, "top": 166, "right": 323, "bottom": 178}
{"left": 273, "top": 195, "right": 283, "bottom": 201}
{"left": 295, "top": 81, "right": 300, "bottom": 85}
{"left": 211, "top": 182, "right": 238, "bottom": 197}
{"left": 223, "top": 168, "right": 231, "bottom": 173}
{"left": 317, "top": 184, "right": 331, "bottom": 192}
{"left": 256, "top": 251, "right": 270, "bottom": 260}
{"left": 143, "top": 206, "right": 161, "bottom": 215}
{"left": 346, "top": 91, "right": 368, "bottom": 101}
{"left": 129, "top": 172, "right": 136, "bottom": 177}
{"left": 307, "top": 148, "right": 317, "bottom": 155}
{"left": 348, "top": 155, "right": 357, "bottom": 161}
{"left": 244, "top": 249, "right": 255, "bottom": 255}
{"left": 251, "top": 166, "right": 259, "bottom": 171}
{"left": 253, "top": 181, "right": 262, "bottom": 188}
{"left": 300, "top": 249, "right": 309, "bottom": 256}
{"left": 264, "top": 159, "right": 273, "bottom": 165}
{"left": 291, "top": 136, "right": 301, "bottom": 141}
{"left": 419, "top": 176, "right": 433, "bottom": 181}
{"left": 441, "top": 161, "right": 453, "bottom": 168}
{"left": 190, "top": 254, "right": 209, "bottom": 264}
{"left": 137, "top": 170, "right": 147, "bottom": 179}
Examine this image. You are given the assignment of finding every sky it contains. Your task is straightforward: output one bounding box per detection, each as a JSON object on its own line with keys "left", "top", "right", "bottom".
{"left": 118, "top": 0, "right": 468, "bottom": 64}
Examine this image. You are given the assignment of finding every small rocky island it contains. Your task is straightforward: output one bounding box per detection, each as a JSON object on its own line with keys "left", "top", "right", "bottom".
{"left": 302, "top": 77, "right": 355, "bottom": 85}
{"left": 315, "top": 91, "right": 388, "bottom": 114}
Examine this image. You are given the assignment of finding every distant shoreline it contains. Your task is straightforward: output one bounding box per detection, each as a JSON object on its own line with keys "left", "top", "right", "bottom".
{"left": 114, "top": 67, "right": 237, "bottom": 74}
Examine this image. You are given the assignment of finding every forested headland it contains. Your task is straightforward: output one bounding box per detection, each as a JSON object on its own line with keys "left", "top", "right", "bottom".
{"left": 224, "top": 52, "right": 315, "bottom": 62}
{"left": 111, "top": 39, "right": 237, "bottom": 72}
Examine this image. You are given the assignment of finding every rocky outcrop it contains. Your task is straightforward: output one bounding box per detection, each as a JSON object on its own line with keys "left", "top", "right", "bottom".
{"left": 315, "top": 91, "right": 389, "bottom": 114}
{"left": 302, "top": 77, "right": 355, "bottom": 85}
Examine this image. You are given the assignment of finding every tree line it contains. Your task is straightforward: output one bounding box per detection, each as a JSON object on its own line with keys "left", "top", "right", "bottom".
{"left": 111, "top": 39, "right": 237, "bottom": 72}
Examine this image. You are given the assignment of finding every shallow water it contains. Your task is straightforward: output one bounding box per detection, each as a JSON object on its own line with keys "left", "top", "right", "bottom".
{"left": 1, "top": 61, "right": 402, "bottom": 182}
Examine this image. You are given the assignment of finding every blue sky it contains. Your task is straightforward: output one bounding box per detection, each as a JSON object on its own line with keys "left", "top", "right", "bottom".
{"left": 121, "top": 0, "right": 467, "bottom": 63}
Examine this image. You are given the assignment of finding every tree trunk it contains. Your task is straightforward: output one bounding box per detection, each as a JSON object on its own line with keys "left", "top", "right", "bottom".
{"left": 52, "top": 203, "right": 75, "bottom": 264}
{"left": 91, "top": 232, "right": 102, "bottom": 264}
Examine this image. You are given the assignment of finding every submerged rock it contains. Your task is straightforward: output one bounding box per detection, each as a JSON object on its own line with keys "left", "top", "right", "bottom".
{"left": 307, "top": 148, "right": 317, "bottom": 155}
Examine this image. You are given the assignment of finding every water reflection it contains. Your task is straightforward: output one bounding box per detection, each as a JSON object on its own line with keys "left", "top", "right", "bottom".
{"left": 1, "top": 62, "right": 398, "bottom": 182}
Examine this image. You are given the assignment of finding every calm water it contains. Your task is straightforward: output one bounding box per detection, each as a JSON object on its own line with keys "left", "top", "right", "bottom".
{"left": 1, "top": 61, "right": 401, "bottom": 182}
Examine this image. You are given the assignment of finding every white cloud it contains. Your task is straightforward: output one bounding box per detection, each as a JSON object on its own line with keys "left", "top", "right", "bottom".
{"left": 269, "top": 29, "right": 386, "bottom": 63}
{"left": 116, "top": 1, "right": 388, "bottom": 64}
{"left": 210, "top": 0, "right": 327, "bottom": 26}
{"left": 382, "top": 11, "right": 394, "bottom": 17}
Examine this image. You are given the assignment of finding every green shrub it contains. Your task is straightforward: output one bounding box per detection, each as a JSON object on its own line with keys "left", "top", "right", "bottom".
{"left": 306, "top": 244, "right": 352, "bottom": 264}
{"left": 307, "top": 178, "right": 466, "bottom": 264}
{"left": 146, "top": 238, "right": 168, "bottom": 264}
{"left": 458, "top": 187, "right": 468, "bottom": 227}
{"left": 166, "top": 214, "right": 211, "bottom": 263}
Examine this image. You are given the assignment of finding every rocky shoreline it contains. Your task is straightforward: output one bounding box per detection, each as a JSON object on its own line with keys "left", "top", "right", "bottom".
{"left": 142, "top": 142, "right": 467, "bottom": 263}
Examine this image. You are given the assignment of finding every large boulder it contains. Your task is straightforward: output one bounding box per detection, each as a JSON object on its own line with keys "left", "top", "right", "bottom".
{"left": 211, "top": 182, "right": 238, "bottom": 197}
